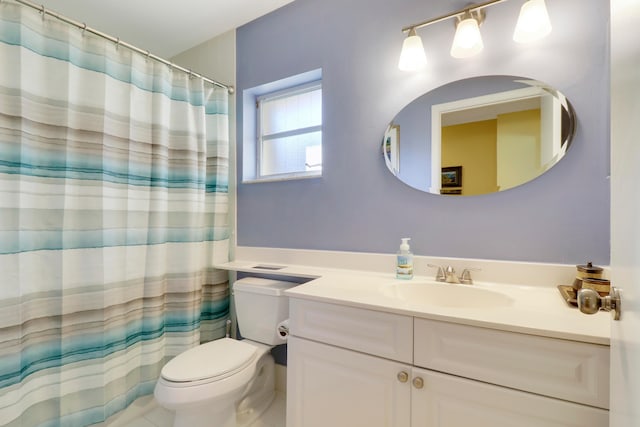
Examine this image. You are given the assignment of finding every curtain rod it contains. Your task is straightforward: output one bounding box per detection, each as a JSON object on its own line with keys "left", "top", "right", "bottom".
{"left": 11, "top": 0, "right": 235, "bottom": 94}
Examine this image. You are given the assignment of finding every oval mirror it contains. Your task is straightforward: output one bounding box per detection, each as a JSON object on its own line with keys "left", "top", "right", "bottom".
{"left": 382, "top": 75, "right": 575, "bottom": 196}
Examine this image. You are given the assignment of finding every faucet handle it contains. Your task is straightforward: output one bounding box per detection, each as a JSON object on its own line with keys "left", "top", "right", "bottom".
{"left": 459, "top": 267, "right": 481, "bottom": 285}
{"left": 428, "top": 264, "right": 446, "bottom": 282}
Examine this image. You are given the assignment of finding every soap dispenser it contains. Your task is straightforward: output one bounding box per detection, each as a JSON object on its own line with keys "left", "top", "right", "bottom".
{"left": 396, "top": 238, "right": 414, "bottom": 280}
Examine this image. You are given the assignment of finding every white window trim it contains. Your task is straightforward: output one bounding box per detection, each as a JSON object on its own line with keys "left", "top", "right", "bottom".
{"left": 242, "top": 171, "right": 322, "bottom": 184}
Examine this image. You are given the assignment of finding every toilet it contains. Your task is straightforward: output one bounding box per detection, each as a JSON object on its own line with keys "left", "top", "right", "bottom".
{"left": 154, "top": 277, "right": 296, "bottom": 427}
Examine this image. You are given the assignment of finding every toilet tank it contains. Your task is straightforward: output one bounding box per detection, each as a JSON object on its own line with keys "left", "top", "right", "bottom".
{"left": 233, "top": 277, "right": 298, "bottom": 345}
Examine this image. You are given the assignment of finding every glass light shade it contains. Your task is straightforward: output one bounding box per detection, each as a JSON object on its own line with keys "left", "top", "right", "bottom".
{"left": 398, "top": 30, "right": 427, "bottom": 71}
{"left": 450, "top": 17, "right": 484, "bottom": 58}
{"left": 513, "top": 0, "right": 552, "bottom": 43}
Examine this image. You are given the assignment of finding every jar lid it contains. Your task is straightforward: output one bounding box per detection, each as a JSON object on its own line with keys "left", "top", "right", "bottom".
{"left": 576, "top": 262, "right": 603, "bottom": 273}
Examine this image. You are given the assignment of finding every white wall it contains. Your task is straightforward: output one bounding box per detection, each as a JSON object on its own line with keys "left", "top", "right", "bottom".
{"left": 171, "top": 31, "right": 238, "bottom": 258}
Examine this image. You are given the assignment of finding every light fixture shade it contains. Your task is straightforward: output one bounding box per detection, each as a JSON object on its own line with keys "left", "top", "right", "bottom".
{"left": 513, "top": 0, "right": 552, "bottom": 43}
{"left": 450, "top": 17, "right": 484, "bottom": 58}
{"left": 398, "top": 29, "right": 427, "bottom": 71}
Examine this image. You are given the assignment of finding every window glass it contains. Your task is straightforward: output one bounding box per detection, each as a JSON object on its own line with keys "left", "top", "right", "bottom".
{"left": 261, "top": 131, "right": 322, "bottom": 176}
{"left": 257, "top": 83, "right": 322, "bottom": 179}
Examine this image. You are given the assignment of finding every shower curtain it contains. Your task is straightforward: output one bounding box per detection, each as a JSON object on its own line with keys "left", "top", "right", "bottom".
{"left": 0, "top": 2, "right": 230, "bottom": 426}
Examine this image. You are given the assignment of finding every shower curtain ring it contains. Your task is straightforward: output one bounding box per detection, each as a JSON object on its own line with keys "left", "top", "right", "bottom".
{"left": 145, "top": 50, "right": 151, "bottom": 61}
{"left": 115, "top": 37, "right": 120, "bottom": 50}
{"left": 81, "top": 23, "right": 87, "bottom": 36}
{"left": 40, "top": 5, "right": 45, "bottom": 20}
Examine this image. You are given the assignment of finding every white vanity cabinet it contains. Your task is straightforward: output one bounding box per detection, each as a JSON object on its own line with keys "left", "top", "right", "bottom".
{"left": 287, "top": 298, "right": 609, "bottom": 427}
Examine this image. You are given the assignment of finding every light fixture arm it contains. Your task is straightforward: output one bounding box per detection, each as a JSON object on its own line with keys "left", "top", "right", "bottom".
{"left": 454, "top": 8, "right": 486, "bottom": 28}
{"left": 401, "top": 0, "right": 508, "bottom": 34}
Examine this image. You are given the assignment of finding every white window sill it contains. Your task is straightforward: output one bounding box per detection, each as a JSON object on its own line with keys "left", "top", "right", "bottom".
{"left": 242, "top": 172, "right": 322, "bottom": 184}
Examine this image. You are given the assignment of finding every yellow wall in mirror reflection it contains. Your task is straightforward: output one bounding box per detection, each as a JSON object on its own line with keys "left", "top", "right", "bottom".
{"left": 497, "top": 109, "right": 542, "bottom": 191}
{"left": 442, "top": 109, "right": 541, "bottom": 196}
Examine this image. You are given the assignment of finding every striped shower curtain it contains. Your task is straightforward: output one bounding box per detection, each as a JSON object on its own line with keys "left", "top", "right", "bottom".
{"left": 0, "top": 2, "right": 230, "bottom": 426}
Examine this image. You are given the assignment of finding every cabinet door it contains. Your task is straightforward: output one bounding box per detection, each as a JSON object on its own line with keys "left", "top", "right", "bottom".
{"left": 411, "top": 368, "right": 609, "bottom": 427}
{"left": 287, "top": 336, "right": 411, "bottom": 427}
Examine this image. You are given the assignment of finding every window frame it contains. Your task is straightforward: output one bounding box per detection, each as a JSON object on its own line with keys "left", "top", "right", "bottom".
{"left": 241, "top": 69, "right": 323, "bottom": 184}
{"left": 254, "top": 80, "right": 323, "bottom": 181}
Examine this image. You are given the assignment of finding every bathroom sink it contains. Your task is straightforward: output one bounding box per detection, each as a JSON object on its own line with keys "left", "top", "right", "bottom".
{"left": 381, "top": 282, "right": 514, "bottom": 309}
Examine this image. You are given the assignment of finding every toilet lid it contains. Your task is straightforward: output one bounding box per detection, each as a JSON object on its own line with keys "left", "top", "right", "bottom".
{"left": 161, "top": 338, "right": 258, "bottom": 382}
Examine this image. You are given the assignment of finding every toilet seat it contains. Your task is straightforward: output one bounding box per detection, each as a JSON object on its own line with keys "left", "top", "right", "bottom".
{"left": 161, "top": 338, "right": 258, "bottom": 385}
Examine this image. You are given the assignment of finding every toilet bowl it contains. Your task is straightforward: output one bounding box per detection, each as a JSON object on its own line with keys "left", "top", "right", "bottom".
{"left": 154, "top": 278, "right": 296, "bottom": 427}
{"left": 154, "top": 338, "right": 273, "bottom": 427}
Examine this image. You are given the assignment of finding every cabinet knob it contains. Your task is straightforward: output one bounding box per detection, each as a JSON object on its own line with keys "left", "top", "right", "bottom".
{"left": 412, "top": 376, "right": 424, "bottom": 389}
{"left": 397, "top": 371, "right": 409, "bottom": 383}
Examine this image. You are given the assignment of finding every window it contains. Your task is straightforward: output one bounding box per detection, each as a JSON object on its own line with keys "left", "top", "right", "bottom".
{"left": 242, "top": 69, "right": 323, "bottom": 183}
{"left": 256, "top": 81, "right": 322, "bottom": 180}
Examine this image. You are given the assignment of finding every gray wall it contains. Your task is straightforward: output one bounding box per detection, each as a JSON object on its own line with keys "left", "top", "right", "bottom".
{"left": 236, "top": 0, "right": 610, "bottom": 265}
{"left": 171, "top": 31, "right": 238, "bottom": 256}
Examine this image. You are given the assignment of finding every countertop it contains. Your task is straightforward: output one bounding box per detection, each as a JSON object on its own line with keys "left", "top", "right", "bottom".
{"left": 217, "top": 259, "right": 611, "bottom": 346}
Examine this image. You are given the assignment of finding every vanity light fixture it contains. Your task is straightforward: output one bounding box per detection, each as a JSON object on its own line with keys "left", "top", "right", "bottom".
{"left": 450, "top": 10, "right": 485, "bottom": 58}
{"left": 398, "top": 0, "right": 552, "bottom": 71}
{"left": 399, "top": 28, "right": 428, "bottom": 71}
{"left": 513, "top": 0, "right": 552, "bottom": 43}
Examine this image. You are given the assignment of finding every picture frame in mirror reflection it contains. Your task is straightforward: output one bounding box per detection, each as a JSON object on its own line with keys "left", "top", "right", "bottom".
{"left": 441, "top": 165, "right": 462, "bottom": 187}
{"left": 383, "top": 124, "right": 400, "bottom": 175}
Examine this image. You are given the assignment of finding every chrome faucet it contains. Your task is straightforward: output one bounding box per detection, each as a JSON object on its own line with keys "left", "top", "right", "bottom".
{"left": 429, "top": 264, "right": 478, "bottom": 285}
{"left": 444, "top": 265, "right": 460, "bottom": 283}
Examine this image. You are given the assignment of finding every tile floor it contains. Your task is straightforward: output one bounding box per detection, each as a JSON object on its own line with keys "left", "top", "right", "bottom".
{"left": 102, "top": 392, "right": 286, "bottom": 427}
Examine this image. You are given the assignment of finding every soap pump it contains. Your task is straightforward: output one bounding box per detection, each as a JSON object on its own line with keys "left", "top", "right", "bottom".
{"left": 396, "top": 238, "right": 414, "bottom": 280}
